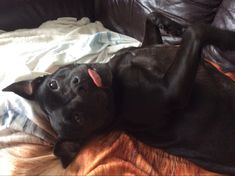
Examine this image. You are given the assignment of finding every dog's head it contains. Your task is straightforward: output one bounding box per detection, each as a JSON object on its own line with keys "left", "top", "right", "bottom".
{"left": 3, "top": 63, "right": 114, "bottom": 167}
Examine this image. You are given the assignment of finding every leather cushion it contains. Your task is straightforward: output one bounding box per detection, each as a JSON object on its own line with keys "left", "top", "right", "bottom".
{"left": 0, "top": 0, "right": 95, "bottom": 31}
{"left": 204, "top": 0, "right": 235, "bottom": 72}
{"left": 95, "top": 0, "right": 222, "bottom": 42}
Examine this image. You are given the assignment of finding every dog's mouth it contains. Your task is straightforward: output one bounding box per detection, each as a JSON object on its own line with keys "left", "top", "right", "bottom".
{"left": 88, "top": 68, "right": 103, "bottom": 88}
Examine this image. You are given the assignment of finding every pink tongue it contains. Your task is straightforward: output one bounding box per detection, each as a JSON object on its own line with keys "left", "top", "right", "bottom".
{"left": 88, "top": 69, "right": 103, "bottom": 88}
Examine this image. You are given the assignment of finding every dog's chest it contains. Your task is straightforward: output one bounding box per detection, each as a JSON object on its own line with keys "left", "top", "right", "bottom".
{"left": 113, "top": 82, "right": 167, "bottom": 131}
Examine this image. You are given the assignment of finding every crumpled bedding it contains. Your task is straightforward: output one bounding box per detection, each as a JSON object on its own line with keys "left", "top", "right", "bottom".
{"left": 67, "top": 132, "right": 222, "bottom": 176}
{"left": 0, "top": 17, "right": 223, "bottom": 175}
{"left": 0, "top": 132, "right": 221, "bottom": 176}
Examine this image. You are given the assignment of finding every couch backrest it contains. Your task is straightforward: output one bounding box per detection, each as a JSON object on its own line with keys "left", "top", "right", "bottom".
{"left": 0, "top": 0, "right": 95, "bottom": 31}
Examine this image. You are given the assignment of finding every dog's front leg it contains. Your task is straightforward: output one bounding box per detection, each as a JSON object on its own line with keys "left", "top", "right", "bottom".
{"left": 162, "top": 24, "right": 235, "bottom": 108}
{"left": 54, "top": 139, "right": 81, "bottom": 168}
{"left": 142, "top": 13, "right": 163, "bottom": 46}
{"left": 142, "top": 12, "right": 185, "bottom": 46}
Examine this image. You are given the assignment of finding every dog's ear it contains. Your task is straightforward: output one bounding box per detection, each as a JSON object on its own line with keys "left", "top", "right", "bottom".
{"left": 53, "top": 140, "right": 81, "bottom": 168}
{"left": 2, "top": 76, "right": 47, "bottom": 100}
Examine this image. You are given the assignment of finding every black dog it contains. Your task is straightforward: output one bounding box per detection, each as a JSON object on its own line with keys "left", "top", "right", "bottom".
{"left": 3, "top": 13, "right": 235, "bottom": 175}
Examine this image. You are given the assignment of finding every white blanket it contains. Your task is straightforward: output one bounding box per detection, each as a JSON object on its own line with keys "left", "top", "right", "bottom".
{"left": 0, "top": 17, "right": 140, "bottom": 146}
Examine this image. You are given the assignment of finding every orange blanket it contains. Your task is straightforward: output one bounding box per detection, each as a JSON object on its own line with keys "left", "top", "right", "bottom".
{"left": 2, "top": 132, "right": 222, "bottom": 175}
{"left": 206, "top": 59, "right": 235, "bottom": 81}
{"left": 66, "top": 132, "right": 222, "bottom": 176}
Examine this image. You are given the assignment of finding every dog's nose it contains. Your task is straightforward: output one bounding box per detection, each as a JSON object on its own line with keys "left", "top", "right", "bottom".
{"left": 71, "top": 76, "right": 87, "bottom": 92}
{"left": 72, "top": 76, "right": 80, "bottom": 84}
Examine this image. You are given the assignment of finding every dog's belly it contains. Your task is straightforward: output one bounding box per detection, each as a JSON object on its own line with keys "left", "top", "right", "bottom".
{"left": 166, "top": 91, "right": 235, "bottom": 174}
{"left": 156, "top": 64, "right": 235, "bottom": 173}
{"left": 112, "top": 46, "right": 235, "bottom": 173}
{"left": 125, "top": 79, "right": 235, "bottom": 174}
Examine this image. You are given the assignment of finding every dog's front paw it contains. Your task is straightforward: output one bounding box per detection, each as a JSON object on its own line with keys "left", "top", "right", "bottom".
{"left": 148, "top": 12, "right": 185, "bottom": 36}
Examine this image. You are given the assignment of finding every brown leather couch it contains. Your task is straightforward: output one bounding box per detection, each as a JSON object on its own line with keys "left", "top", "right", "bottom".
{"left": 0, "top": 0, "right": 234, "bottom": 72}
{"left": 0, "top": 0, "right": 223, "bottom": 40}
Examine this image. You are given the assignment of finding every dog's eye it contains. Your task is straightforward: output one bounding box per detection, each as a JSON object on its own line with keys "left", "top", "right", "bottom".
{"left": 74, "top": 113, "right": 84, "bottom": 125}
{"left": 49, "top": 80, "right": 59, "bottom": 90}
